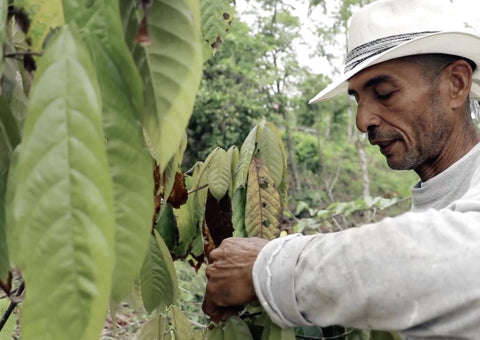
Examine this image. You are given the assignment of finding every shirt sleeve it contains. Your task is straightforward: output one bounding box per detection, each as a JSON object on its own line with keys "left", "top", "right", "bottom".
{"left": 252, "top": 205, "right": 480, "bottom": 338}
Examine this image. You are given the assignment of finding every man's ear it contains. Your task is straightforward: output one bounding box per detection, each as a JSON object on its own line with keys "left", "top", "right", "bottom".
{"left": 445, "top": 59, "right": 473, "bottom": 109}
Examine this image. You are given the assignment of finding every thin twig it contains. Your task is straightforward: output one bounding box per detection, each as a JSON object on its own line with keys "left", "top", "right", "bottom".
{"left": 188, "top": 183, "right": 208, "bottom": 195}
{"left": 0, "top": 281, "right": 24, "bottom": 332}
{"left": 4, "top": 51, "right": 43, "bottom": 58}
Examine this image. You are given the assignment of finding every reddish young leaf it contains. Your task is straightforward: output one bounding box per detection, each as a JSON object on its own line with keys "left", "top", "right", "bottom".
{"left": 167, "top": 171, "right": 188, "bottom": 208}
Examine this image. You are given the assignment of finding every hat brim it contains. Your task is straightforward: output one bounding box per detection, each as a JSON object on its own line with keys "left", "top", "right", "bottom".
{"left": 308, "top": 31, "right": 480, "bottom": 104}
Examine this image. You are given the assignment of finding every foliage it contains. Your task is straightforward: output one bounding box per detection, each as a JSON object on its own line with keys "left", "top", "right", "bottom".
{"left": 0, "top": 0, "right": 425, "bottom": 339}
{"left": 0, "top": 0, "right": 231, "bottom": 338}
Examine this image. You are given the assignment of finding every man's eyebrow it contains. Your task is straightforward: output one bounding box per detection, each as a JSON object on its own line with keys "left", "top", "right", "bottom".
{"left": 348, "top": 74, "right": 395, "bottom": 96}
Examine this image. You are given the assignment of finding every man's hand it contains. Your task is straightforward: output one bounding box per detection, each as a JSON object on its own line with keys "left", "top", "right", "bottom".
{"left": 202, "top": 237, "right": 269, "bottom": 322}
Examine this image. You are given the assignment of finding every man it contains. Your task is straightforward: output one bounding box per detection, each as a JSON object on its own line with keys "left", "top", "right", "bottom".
{"left": 202, "top": 0, "right": 480, "bottom": 338}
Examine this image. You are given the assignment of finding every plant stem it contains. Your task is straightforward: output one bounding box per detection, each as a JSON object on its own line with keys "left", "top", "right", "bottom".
{"left": 0, "top": 281, "right": 25, "bottom": 332}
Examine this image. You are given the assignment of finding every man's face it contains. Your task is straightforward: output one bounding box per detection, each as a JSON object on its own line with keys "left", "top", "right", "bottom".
{"left": 347, "top": 58, "right": 453, "bottom": 179}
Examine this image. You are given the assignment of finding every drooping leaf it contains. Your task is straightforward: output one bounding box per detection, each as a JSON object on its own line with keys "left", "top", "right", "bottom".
{"left": 0, "top": 97, "right": 21, "bottom": 280}
{"left": 232, "top": 186, "right": 246, "bottom": 237}
{"left": 207, "top": 147, "right": 232, "bottom": 201}
{"left": 256, "top": 121, "right": 287, "bottom": 190}
{"left": 167, "top": 171, "right": 189, "bottom": 208}
{"left": 245, "top": 158, "right": 282, "bottom": 240}
{"left": 15, "top": 0, "right": 64, "bottom": 51}
{"left": 136, "top": 314, "right": 161, "bottom": 340}
{"left": 2, "top": 15, "right": 30, "bottom": 120}
{"left": 227, "top": 145, "right": 239, "bottom": 195}
{"left": 140, "top": 230, "right": 179, "bottom": 313}
{"left": 134, "top": 0, "right": 203, "bottom": 171}
{"left": 63, "top": 0, "right": 156, "bottom": 303}
{"left": 167, "top": 306, "right": 203, "bottom": 340}
{"left": 172, "top": 175, "right": 199, "bottom": 257}
{"left": 200, "top": 0, "right": 234, "bottom": 60}
{"left": 161, "top": 134, "right": 187, "bottom": 207}
{"left": 0, "top": 0, "right": 7, "bottom": 75}
{"left": 118, "top": 0, "right": 138, "bottom": 50}
{"left": 234, "top": 125, "right": 258, "bottom": 190}
{"left": 204, "top": 190, "right": 233, "bottom": 250}
{"left": 7, "top": 27, "right": 115, "bottom": 340}
{"left": 155, "top": 203, "right": 177, "bottom": 251}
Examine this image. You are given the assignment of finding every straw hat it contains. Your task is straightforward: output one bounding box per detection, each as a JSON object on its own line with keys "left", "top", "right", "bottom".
{"left": 309, "top": 0, "right": 480, "bottom": 103}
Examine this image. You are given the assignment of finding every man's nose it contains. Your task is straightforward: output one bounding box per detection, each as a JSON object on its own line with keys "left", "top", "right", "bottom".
{"left": 356, "top": 102, "right": 382, "bottom": 133}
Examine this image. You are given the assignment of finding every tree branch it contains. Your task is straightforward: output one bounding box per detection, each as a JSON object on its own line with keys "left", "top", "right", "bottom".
{"left": 4, "top": 51, "right": 43, "bottom": 58}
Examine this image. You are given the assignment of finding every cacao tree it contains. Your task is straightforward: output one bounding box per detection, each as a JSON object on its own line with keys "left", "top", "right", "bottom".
{"left": 0, "top": 0, "right": 412, "bottom": 339}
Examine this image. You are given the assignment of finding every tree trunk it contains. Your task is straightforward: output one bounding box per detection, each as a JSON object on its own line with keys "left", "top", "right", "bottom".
{"left": 355, "top": 132, "right": 370, "bottom": 198}
{"left": 283, "top": 108, "right": 301, "bottom": 192}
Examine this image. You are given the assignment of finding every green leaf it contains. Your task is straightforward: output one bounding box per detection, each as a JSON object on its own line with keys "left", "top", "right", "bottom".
{"left": 155, "top": 203, "right": 177, "bottom": 251}
{"left": 118, "top": 0, "right": 138, "bottom": 50}
{"left": 256, "top": 121, "right": 287, "bottom": 189}
{"left": 223, "top": 316, "right": 254, "bottom": 340}
{"left": 261, "top": 316, "right": 295, "bottom": 340}
{"left": 0, "top": 97, "right": 21, "bottom": 280}
{"left": 140, "top": 230, "right": 179, "bottom": 313}
{"left": 7, "top": 27, "right": 115, "bottom": 340}
{"left": 15, "top": 0, "right": 64, "bottom": 50}
{"left": 370, "top": 330, "right": 403, "bottom": 340}
{"left": 136, "top": 314, "right": 161, "bottom": 340}
{"left": 232, "top": 186, "right": 246, "bottom": 237}
{"left": 227, "top": 145, "right": 239, "bottom": 195}
{"left": 135, "top": 0, "right": 203, "bottom": 171}
{"left": 206, "top": 324, "right": 224, "bottom": 340}
{"left": 207, "top": 147, "right": 232, "bottom": 201}
{"left": 0, "top": 298, "right": 15, "bottom": 340}
{"left": 245, "top": 158, "right": 282, "bottom": 240}
{"left": 172, "top": 175, "right": 199, "bottom": 257}
{"left": 167, "top": 306, "right": 203, "bottom": 340}
{"left": 0, "top": 0, "right": 7, "bottom": 75}
{"left": 68, "top": 0, "right": 155, "bottom": 303}
{"left": 234, "top": 125, "right": 258, "bottom": 190}
{"left": 200, "top": 0, "right": 234, "bottom": 60}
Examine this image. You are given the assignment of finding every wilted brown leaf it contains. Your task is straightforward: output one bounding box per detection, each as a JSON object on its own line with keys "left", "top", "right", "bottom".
{"left": 203, "top": 190, "right": 233, "bottom": 256}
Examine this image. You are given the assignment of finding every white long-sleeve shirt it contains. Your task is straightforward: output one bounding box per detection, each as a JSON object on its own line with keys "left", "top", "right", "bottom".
{"left": 253, "top": 142, "right": 480, "bottom": 339}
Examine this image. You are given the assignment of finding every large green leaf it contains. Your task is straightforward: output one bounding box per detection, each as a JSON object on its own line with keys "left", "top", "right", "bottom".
{"left": 63, "top": 0, "right": 155, "bottom": 303}
{"left": 134, "top": 0, "right": 203, "bottom": 171}
{"left": 6, "top": 27, "right": 115, "bottom": 340}
{"left": 207, "top": 147, "right": 232, "bottom": 201}
{"left": 245, "top": 158, "right": 282, "bottom": 240}
{"left": 140, "top": 230, "right": 179, "bottom": 313}
{"left": 256, "top": 121, "right": 287, "bottom": 189}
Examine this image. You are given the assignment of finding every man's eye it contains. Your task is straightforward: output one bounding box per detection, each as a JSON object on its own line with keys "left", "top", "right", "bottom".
{"left": 377, "top": 92, "right": 393, "bottom": 100}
